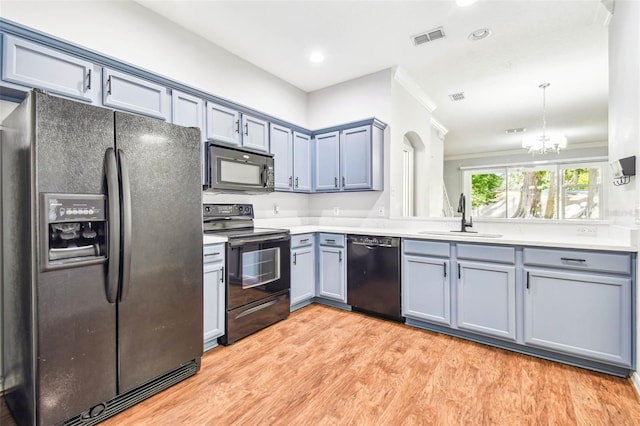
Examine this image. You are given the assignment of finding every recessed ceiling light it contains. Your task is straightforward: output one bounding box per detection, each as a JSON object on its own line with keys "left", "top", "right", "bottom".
{"left": 468, "top": 28, "right": 492, "bottom": 41}
{"left": 309, "top": 51, "right": 324, "bottom": 64}
{"left": 456, "top": 0, "right": 478, "bottom": 6}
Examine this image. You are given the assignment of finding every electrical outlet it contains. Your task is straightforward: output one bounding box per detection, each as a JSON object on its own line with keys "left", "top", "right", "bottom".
{"left": 273, "top": 205, "right": 280, "bottom": 215}
{"left": 377, "top": 206, "right": 385, "bottom": 217}
{"left": 576, "top": 226, "right": 596, "bottom": 236}
{"left": 333, "top": 207, "right": 340, "bottom": 216}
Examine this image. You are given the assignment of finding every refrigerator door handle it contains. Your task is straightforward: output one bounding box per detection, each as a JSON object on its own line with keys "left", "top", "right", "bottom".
{"left": 104, "top": 148, "right": 120, "bottom": 304}
{"left": 117, "top": 149, "right": 133, "bottom": 302}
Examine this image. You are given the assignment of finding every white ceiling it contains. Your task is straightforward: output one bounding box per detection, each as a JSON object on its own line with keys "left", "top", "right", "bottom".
{"left": 135, "top": 0, "right": 609, "bottom": 158}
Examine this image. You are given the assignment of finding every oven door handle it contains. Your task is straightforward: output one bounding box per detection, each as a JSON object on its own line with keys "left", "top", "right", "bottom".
{"left": 228, "top": 235, "right": 290, "bottom": 247}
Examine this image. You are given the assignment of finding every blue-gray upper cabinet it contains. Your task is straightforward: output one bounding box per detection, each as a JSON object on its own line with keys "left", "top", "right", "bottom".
{"left": 102, "top": 68, "right": 168, "bottom": 120}
{"left": 314, "top": 122, "right": 384, "bottom": 192}
{"left": 456, "top": 244, "right": 517, "bottom": 341}
{"left": 205, "top": 102, "right": 240, "bottom": 145}
{"left": 317, "top": 234, "right": 346, "bottom": 302}
{"left": 205, "top": 102, "right": 269, "bottom": 152}
{"left": 402, "top": 240, "right": 451, "bottom": 325}
{"left": 341, "top": 125, "right": 372, "bottom": 190}
{"left": 171, "top": 90, "right": 205, "bottom": 184}
{"left": 2, "top": 35, "right": 95, "bottom": 102}
{"left": 293, "top": 132, "right": 312, "bottom": 192}
{"left": 270, "top": 123, "right": 294, "bottom": 190}
{"left": 314, "top": 131, "right": 341, "bottom": 191}
{"left": 523, "top": 248, "right": 633, "bottom": 366}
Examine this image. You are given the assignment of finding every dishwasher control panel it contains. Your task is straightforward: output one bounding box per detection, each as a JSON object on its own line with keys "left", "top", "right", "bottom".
{"left": 348, "top": 235, "right": 400, "bottom": 247}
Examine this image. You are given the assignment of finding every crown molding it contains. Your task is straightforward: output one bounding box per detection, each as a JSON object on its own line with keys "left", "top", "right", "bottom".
{"left": 392, "top": 66, "right": 437, "bottom": 113}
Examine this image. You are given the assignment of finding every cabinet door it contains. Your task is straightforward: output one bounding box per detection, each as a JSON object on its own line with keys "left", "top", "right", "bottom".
{"left": 242, "top": 114, "right": 269, "bottom": 152}
{"left": 456, "top": 261, "right": 516, "bottom": 341}
{"left": 403, "top": 255, "right": 450, "bottom": 325}
{"left": 318, "top": 246, "right": 346, "bottom": 302}
{"left": 314, "top": 131, "right": 341, "bottom": 191}
{"left": 524, "top": 269, "right": 631, "bottom": 366}
{"left": 291, "top": 246, "right": 316, "bottom": 306}
{"left": 102, "top": 68, "right": 167, "bottom": 120}
{"left": 270, "top": 124, "right": 293, "bottom": 191}
{"left": 172, "top": 90, "right": 205, "bottom": 185}
{"left": 203, "top": 262, "right": 225, "bottom": 349}
{"left": 341, "top": 125, "right": 371, "bottom": 190}
{"left": 2, "top": 35, "right": 95, "bottom": 102}
{"left": 205, "top": 102, "right": 241, "bottom": 145}
{"left": 293, "top": 132, "right": 312, "bottom": 192}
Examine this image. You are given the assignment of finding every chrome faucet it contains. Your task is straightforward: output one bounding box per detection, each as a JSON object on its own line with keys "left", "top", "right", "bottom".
{"left": 457, "top": 193, "right": 473, "bottom": 232}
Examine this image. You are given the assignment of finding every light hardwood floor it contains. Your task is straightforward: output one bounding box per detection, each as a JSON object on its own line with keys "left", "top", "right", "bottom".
{"left": 3, "top": 304, "right": 640, "bottom": 425}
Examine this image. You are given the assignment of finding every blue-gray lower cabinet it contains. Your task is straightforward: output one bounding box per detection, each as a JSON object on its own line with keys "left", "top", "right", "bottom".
{"left": 456, "top": 261, "right": 516, "bottom": 341}
{"left": 402, "top": 255, "right": 451, "bottom": 325}
{"left": 524, "top": 268, "right": 632, "bottom": 366}
{"left": 291, "top": 234, "right": 316, "bottom": 307}
{"left": 203, "top": 244, "right": 225, "bottom": 351}
{"left": 317, "top": 234, "right": 346, "bottom": 302}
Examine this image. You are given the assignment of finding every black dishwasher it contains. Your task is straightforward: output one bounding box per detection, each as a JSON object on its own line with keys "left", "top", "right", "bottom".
{"left": 347, "top": 235, "right": 403, "bottom": 322}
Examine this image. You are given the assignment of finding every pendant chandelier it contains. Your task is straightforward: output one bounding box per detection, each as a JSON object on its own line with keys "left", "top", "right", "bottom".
{"left": 522, "top": 83, "right": 567, "bottom": 154}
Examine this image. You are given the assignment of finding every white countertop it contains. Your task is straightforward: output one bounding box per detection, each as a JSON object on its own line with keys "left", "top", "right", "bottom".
{"left": 203, "top": 224, "right": 636, "bottom": 252}
{"left": 285, "top": 225, "right": 637, "bottom": 252}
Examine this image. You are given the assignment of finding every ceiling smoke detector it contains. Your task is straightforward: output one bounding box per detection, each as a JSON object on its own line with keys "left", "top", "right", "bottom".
{"left": 412, "top": 27, "right": 446, "bottom": 46}
{"left": 448, "top": 92, "right": 465, "bottom": 102}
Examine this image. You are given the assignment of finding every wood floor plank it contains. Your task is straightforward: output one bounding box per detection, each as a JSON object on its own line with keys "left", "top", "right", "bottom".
{"left": 4, "top": 303, "right": 640, "bottom": 425}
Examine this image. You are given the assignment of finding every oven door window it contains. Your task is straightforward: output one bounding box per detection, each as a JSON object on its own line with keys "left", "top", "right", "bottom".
{"left": 242, "top": 247, "right": 280, "bottom": 289}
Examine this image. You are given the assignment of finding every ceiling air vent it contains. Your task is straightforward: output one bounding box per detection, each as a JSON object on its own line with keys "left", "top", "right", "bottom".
{"left": 505, "top": 127, "right": 526, "bottom": 134}
{"left": 448, "top": 92, "right": 465, "bottom": 102}
{"left": 412, "top": 27, "right": 446, "bottom": 46}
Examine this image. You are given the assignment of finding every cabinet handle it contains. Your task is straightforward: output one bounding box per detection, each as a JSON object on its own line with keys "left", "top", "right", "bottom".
{"left": 87, "top": 69, "right": 92, "bottom": 90}
{"left": 526, "top": 271, "right": 530, "bottom": 289}
{"left": 244, "top": 123, "right": 249, "bottom": 136}
{"left": 443, "top": 263, "right": 447, "bottom": 277}
{"left": 300, "top": 238, "right": 309, "bottom": 243}
{"left": 326, "top": 239, "right": 336, "bottom": 244}
{"left": 235, "top": 120, "right": 240, "bottom": 134}
{"left": 334, "top": 177, "right": 338, "bottom": 188}
{"left": 289, "top": 176, "right": 293, "bottom": 187}
{"left": 220, "top": 267, "right": 224, "bottom": 283}
{"left": 560, "top": 257, "right": 586, "bottom": 263}
{"left": 107, "top": 75, "right": 112, "bottom": 95}
{"left": 204, "top": 252, "right": 220, "bottom": 257}
{"left": 293, "top": 252, "right": 297, "bottom": 265}
{"left": 342, "top": 177, "right": 346, "bottom": 188}
{"left": 458, "top": 264, "right": 461, "bottom": 279}
{"left": 295, "top": 177, "right": 299, "bottom": 188}
{"left": 339, "top": 251, "right": 342, "bottom": 262}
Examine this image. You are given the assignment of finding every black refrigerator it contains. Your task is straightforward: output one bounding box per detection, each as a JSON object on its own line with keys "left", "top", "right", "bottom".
{"left": 1, "top": 91, "right": 204, "bottom": 425}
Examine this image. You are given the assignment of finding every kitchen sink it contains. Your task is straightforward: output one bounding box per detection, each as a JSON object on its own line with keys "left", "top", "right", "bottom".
{"left": 419, "top": 230, "right": 503, "bottom": 238}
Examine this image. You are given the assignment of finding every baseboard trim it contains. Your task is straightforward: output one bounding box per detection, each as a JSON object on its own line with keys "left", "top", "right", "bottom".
{"left": 631, "top": 371, "right": 640, "bottom": 397}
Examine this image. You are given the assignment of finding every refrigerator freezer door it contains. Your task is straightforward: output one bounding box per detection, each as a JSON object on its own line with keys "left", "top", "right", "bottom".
{"left": 114, "top": 112, "right": 203, "bottom": 393}
{"left": 33, "top": 92, "right": 118, "bottom": 425}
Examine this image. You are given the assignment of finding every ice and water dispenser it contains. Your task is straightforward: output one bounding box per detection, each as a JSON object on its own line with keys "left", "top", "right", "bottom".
{"left": 41, "top": 193, "right": 108, "bottom": 270}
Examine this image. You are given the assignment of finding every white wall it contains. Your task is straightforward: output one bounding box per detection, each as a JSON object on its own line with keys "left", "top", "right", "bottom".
{"left": 0, "top": 0, "right": 308, "bottom": 125}
{"left": 608, "top": 0, "right": 640, "bottom": 386}
{"left": 608, "top": 0, "right": 640, "bottom": 227}
{"left": 307, "top": 69, "right": 393, "bottom": 218}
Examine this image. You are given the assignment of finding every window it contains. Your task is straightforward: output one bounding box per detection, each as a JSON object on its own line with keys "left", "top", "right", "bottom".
{"left": 465, "top": 162, "right": 605, "bottom": 220}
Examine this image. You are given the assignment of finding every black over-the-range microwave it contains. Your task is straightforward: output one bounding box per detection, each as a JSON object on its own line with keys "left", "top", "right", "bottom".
{"left": 205, "top": 142, "right": 275, "bottom": 193}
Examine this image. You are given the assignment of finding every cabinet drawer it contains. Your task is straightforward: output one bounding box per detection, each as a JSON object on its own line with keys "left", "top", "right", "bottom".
{"left": 403, "top": 239, "right": 449, "bottom": 257}
{"left": 203, "top": 244, "right": 225, "bottom": 264}
{"left": 523, "top": 248, "right": 631, "bottom": 275}
{"left": 291, "top": 234, "right": 314, "bottom": 249}
{"left": 319, "top": 233, "right": 345, "bottom": 247}
{"left": 457, "top": 244, "right": 515, "bottom": 264}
